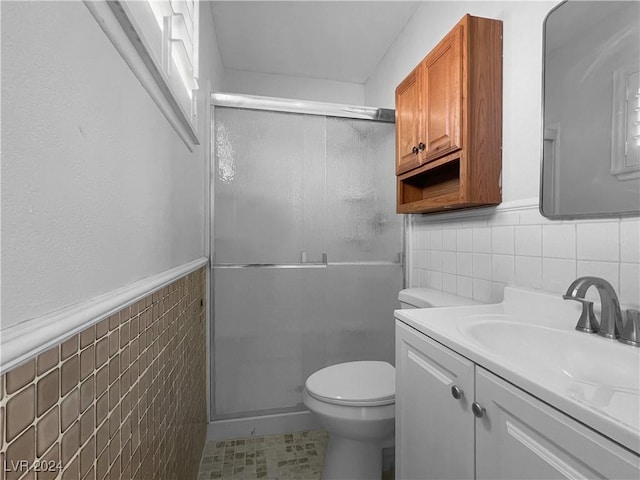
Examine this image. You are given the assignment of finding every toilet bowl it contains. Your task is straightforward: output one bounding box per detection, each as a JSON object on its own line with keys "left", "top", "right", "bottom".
{"left": 303, "top": 288, "right": 478, "bottom": 480}
{"left": 303, "top": 361, "right": 395, "bottom": 480}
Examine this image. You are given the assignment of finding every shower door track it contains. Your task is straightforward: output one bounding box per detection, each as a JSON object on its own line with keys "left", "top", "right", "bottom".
{"left": 211, "top": 93, "right": 395, "bottom": 123}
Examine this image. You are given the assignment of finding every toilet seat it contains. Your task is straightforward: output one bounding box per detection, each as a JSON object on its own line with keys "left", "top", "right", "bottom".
{"left": 305, "top": 361, "right": 395, "bottom": 407}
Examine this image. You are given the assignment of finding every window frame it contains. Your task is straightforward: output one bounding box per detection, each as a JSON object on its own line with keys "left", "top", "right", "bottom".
{"left": 84, "top": 0, "right": 200, "bottom": 150}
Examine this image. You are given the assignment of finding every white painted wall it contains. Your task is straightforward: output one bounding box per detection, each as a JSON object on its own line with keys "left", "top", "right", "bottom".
{"left": 365, "top": 1, "right": 556, "bottom": 202}
{"left": 223, "top": 68, "right": 365, "bottom": 105}
{"left": 1, "top": 1, "right": 224, "bottom": 329}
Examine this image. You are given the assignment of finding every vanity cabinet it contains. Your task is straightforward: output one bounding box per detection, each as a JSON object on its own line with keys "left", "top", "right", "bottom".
{"left": 395, "top": 15, "right": 502, "bottom": 214}
{"left": 395, "top": 321, "right": 475, "bottom": 479}
{"left": 396, "top": 321, "right": 640, "bottom": 479}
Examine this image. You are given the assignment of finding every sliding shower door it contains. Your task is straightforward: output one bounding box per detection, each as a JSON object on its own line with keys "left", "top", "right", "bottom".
{"left": 212, "top": 105, "right": 402, "bottom": 418}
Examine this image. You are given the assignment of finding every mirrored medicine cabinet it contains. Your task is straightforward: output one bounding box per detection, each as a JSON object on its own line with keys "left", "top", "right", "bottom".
{"left": 541, "top": 0, "right": 640, "bottom": 218}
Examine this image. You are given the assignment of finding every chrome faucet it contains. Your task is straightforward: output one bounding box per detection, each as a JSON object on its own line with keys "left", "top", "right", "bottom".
{"left": 563, "top": 277, "right": 623, "bottom": 339}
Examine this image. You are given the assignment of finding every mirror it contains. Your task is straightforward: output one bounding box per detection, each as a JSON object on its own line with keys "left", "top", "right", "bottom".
{"left": 541, "top": 1, "right": 640, "bottom": 218}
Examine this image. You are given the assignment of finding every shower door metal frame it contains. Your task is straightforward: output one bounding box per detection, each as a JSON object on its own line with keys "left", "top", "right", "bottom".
{"left": 211, "top": 92, "right": 395, "bottom": 123}
{"left": 208, "top": 93, "right": 405, "bottom": 421}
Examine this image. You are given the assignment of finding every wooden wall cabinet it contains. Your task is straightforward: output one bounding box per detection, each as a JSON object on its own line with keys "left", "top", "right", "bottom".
{"left": 395, "top": 15, "right": 503, "bottom": 214}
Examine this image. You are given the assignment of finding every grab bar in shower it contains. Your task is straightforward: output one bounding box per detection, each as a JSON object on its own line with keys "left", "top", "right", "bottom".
{"left": 212, "top": 253, "right": 404, "bottom": 269}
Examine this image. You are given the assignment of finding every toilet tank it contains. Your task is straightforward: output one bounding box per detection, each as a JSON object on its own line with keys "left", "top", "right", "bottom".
{"left": 398, "top": 288, "right": 479, "bottom": 309}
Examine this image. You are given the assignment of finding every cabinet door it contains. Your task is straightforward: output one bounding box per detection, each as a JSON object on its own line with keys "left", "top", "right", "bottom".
{"left": 396, "top": 321, "right": 475, "bottom": 480}
{"left": 476, "top": 367, "right": 640, "bottom": 480}
{"left": 395, "top": 67, "right": 422, "bottom": 175}
{"left": 422, "top": 25, "right": 463, "bottom": 162}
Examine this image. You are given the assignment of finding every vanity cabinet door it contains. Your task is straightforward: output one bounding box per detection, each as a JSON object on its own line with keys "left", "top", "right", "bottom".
{"left": 475, "top": 367, "right": 640, "bottom": 480}
{"left": 395, "top": 321, "right": 475, "bottom": 480}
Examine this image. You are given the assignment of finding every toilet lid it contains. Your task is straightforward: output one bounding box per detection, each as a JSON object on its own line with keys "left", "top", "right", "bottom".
{"left": 305, "top": 361, "right": 395, "bottom": 407}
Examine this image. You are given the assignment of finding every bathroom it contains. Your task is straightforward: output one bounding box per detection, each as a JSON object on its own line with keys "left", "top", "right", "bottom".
{"left": 1, "top": 1, "right": 639, "bottom": 479}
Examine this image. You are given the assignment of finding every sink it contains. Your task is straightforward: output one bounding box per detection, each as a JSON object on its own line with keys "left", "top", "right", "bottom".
{"left": 394, "top": 286, "right": 640, "bottom": 453}
{"left": 461, "top": 318, "right": 640, "bottom": 394}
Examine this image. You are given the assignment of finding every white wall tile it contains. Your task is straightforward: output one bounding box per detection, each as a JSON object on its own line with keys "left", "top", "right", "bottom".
{"left": 542, "top": 258, "right": 577, "bottom": 293}
{"left": 418, "top": 230, "right": 429, "bottom": 250}
{"left": 457, "top": 229, "right": 473, "bottom": 252}
{"left": 457, "top": 252, "right": 473, "bottom": 277}
{"left": 492, "top": 282, "right": 506, "bottom": 303}
{"left": 620, "top": 220, "right": 640, "bottom": 263}
{"left": 473, "top": 253, "right": 492, "bottom": 280}
{"left": 411, "top": 268, "right": 422, "bottom": 287}
{"left": 414, "top": 250, "right": 428, "bottom": 269}
{"left": 492, "top": 226, "right": 515, "bottom": 255}
{"left": 515, "top": 256, "right": 542, "bottom": 289}
{"left": 408, "top": 206, "right": 633, "bottom": 307}
{"left": 457, "top": 275, "right": 473, "bottom": 298}
{"left": 430, "top": 271, "right": 443, "bottom": 290}
{"left": 576, "top": 223, "right": 619, "bottom": 262}
{"left": 442, "top": 251, "right": 457, "bottom": 274}
{"left": 442, "top": 229, "right": 457, "bottom": 251}
{"left": 620, "top": 263, "right": 640, "bottom": 306}
{"left": 473, "top": 278, "right": 493, "bottom": 303}
{"left": 573, "top": 261, "right": 619, "bottom": 304}
{"left": 430, "top": 250, "right": 443, "bottom": 272}
{"left": 443, "top": 273, "right": 457, "bottom": 294}
{"left": 430, "top": 230, "right": 443, "bottom": 251}
{"left": 492, "top": 254, "right": 515, "bottom": 284}
{"left": 542, "top": 224, "right": 576, "bottom": 259}
{"left": 576, "top": 261, "right": 619, "bottom": 295}
{"left": 412, "top": 231, "right": 423, "bottom": 251}
{"left": 473, "top": 227, "right": 492, "bottom": 253}
{"left": 515, "top": 225, "right": 542, "bottom": 257}
{"left": 421, "top": 269, "right": 431, "bottom": 288}
{"left": 413, "top": 268, "right": 429, "bottom": 288}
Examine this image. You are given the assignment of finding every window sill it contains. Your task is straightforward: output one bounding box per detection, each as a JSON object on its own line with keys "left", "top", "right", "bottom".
{"left": 84, "top": 0, "right": 199, "bottom": 151}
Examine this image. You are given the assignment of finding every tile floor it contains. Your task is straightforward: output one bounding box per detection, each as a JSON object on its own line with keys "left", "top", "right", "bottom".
{"left": 198, "top": 430, "right": 328, "bottom": 480}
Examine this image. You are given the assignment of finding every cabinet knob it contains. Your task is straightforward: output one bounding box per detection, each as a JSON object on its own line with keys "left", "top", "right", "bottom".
{"left": 472, "top": 402, "right": 486, "bottom": 418}
{"left": 412, "top": 146, "right": 419, "bottom": 154}
{"left": 418, "top": 142, "right": 426, "bottom": 151}
{"left": 451, "top": 385, "right": 463, "bottom": 400}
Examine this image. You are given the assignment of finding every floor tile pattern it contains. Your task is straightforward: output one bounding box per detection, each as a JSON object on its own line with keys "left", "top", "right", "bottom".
{"left": 198, "top": 430, "right": 328, "bottom": 480}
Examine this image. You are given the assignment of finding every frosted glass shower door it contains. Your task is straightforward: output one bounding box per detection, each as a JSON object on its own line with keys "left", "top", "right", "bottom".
{"left": 212, "top": 107, "right": 402, "bottom": 418}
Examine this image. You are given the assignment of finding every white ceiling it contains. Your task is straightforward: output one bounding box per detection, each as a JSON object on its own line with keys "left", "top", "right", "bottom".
{"left": 209, "top": 1, "right": 420, "bottom": 84}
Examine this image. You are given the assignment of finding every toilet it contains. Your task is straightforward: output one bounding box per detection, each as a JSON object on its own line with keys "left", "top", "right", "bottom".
{"left": 303, "top": 288, "right": 478, "bottom": 480}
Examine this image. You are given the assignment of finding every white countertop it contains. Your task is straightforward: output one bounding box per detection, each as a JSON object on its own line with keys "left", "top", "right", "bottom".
{"left": 394, "top": 286, "right": 640, "bottom": 455}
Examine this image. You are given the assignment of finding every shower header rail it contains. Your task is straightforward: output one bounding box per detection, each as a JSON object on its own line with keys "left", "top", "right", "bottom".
{"left": 211, "top": 93, "right": 395, "bottom": 123}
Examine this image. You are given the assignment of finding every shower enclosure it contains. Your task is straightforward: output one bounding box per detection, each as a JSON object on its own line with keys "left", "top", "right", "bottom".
{"left": 210, "top": 94, "right": 403, "bottom": 420}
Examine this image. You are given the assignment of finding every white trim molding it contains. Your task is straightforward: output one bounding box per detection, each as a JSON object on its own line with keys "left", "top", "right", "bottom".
{"left": 412, "top": 197, "right": 540, "bottom": 223}
{"left": 84, "top": 1, "right": 199, "bottom": 150}
{"left": 0, "top": 257, "right": 208, "bottom": 374}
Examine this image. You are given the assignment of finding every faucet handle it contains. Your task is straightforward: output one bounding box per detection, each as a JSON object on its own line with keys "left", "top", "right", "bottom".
{"left": 572, "top": 299, "right": 599, "bottom": 333}
{"left": 620, "top": 309, "right": 640, "bottom": 347}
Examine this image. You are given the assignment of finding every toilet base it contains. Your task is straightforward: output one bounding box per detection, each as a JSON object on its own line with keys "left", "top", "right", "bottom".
{"left": 322, "top": 435, "right": 384, "bottom": 480}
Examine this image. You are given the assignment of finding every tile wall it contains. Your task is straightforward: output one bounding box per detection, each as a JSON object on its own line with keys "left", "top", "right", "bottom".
{"left": 411, "top": 205, "right": 640, "bottom": 307}
{"left": 0, "top": 267, "right": 207, "bottom": 480}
